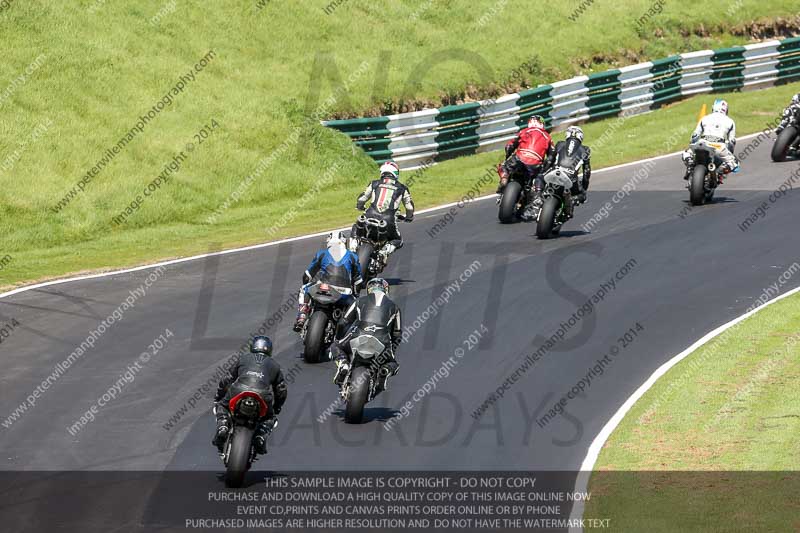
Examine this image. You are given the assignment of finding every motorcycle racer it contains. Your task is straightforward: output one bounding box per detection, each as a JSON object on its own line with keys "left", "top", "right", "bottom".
{"left": 293, "top": 232, "right": 362, "bottom": 332}
{"left": 331, "top": 278, "right": 401, "bottom": 393}
{"left": 682, "top": 99, "right": 739, "bottom": 180}
{"left": 497, "top": 115, "right": 554, "bottom": 221}
{"left": 212, "top": 336, "right": 287, "bottom": 455}
{"left": 352, "top": 161, "right": 415, "bottom": 266}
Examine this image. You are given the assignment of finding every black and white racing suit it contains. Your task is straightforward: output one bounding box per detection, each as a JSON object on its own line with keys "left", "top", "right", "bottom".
{"left": 545, "top": 138, "right": 592, "bottom": 216}
{"left": 332, "top": 291, "right": 402, "bottom": 392}
{"left": 776, "top": 98, "right": 800, "bottom": 135}
{"left": 352, "top": 177, "right": 415, "bottom": 260}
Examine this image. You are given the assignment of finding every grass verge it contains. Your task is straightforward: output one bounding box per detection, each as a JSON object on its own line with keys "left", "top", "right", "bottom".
{"left": 584, "top": 290, "right": 800, "bottom": 531}
{"left": 3, "top": 80, "right": 798, "bottom": 290}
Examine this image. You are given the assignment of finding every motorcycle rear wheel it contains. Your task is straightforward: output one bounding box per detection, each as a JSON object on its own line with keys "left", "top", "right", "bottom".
{"left": 498, "top": 181, "right": 522, "bottom": 224}
{"left": 772, "top": 126, "right": 798, "bottom": 162}
{"left": 303, "top": 312, "right": 329, "bottom": 364}
{"left": 689, "top": 165, "right": 707, "bottom": 206}
{"left": 357, "top": 242, "right": 374, "bottom": 285}
{"left": 536, "top": 196, "right": 559, "bottom": 239}
{"left": 345, "top": 367, "right": 370, "bottom": 424}
{"left": 225, "top": 427, "right": 254, "bottom": 488}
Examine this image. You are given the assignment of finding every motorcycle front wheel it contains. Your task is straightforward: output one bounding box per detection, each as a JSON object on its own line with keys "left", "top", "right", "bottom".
{"left": 225, "top": 426, "right": 254, "bottom": 488}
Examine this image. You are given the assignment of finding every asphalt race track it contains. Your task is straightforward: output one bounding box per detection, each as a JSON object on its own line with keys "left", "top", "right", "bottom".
{"left": 1, "top": 140, "right": 799, "bottom": 529}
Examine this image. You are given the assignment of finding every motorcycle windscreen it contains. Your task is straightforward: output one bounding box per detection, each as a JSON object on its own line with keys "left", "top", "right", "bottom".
{"left": 349, "top": 334, "right": 385, "bottom": 359}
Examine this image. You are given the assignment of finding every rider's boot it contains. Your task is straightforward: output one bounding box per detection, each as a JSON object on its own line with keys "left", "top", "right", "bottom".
{"left": 293, "top": 303, "right": 310, "bottom": 332}
{"left": 333, "top": 357, "right": 350, "bottom": 386}
{"left": 377, "top": 244, "right": 396, "bottom": 270}
{"left": 253, "top": 419, "right": 273, "bottom": 455}
{"left": 521, "top": 187, "right": 543, "bottom": 222}
{"left": 212, "top": 405, "right": 231, "bottom": 451}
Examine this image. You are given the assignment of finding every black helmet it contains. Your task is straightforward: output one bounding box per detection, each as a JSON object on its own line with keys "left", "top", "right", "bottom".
{"left": 250, "top": 336, "right": 273, "bottom": 356}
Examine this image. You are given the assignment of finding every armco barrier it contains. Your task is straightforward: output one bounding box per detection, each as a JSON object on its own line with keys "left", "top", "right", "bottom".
{"left": 323, "top": 37, "right": 800, "bottom": 170}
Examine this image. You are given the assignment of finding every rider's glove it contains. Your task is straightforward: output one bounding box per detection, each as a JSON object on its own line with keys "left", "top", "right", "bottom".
{"left": 302, "top": 272, "right": 311, "bottom": 284}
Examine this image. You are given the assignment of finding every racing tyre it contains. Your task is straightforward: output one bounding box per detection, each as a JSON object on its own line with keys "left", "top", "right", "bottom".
{"left": 224, "top": 427, "right": 254, "bottom": 488}
{"left": 345, "top": 367, "right": 370, "bottom": 424}
{"left": 689, "top": 165, "right": 707, "bottom": 206}
{"left": 303, "top": 312, "right": 329, "bottom": 364}
{"left": 772, "top": 126, "right": 798, "bottom": 162}
{"left": 498, "top": 181, "right": 522, "bottom": 224}
{"left": 536, "top": 196, "right": 559, "bottom": 239}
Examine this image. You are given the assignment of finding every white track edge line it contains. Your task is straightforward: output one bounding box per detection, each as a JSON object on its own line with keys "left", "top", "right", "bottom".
{"left": 0, "top": 130, "right": 770, "bottom": 300}
{"left": 568, "top": 283, "right": 800, "bottom": 530}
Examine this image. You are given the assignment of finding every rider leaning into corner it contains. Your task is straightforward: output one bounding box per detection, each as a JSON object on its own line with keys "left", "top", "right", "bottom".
{"left": 351, "top": 161, "right": 415, "bottom": 267}
{"left": 545, "top": 125, "right": 592, "bottom": 219}
{"left": 775, "top": 93, "right": 800, "bottom": 134}
{"left": 212, "top": 336, "right": 287, "bottom": 455}
{"left": 331, "top": 278, "right": 402, "bottom": 393}
{"left": 293, "top": 232, "right": 362, "bottom": 332}
{"left": 497, "top": 115, "right": 554, "bottom": 221}
{"left": 682, "top": 99, "right": 739, "bottom": 180}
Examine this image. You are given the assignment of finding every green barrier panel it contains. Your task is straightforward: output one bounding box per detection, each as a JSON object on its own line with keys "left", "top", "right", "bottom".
{"left": 710, "top": 47, "right": 746, "bottom": 92}
{"left": 586, "top": 70, "right": 622, "bottom": 120}
{"left": 651, "top": 56, "right": 682, "bottom": 109}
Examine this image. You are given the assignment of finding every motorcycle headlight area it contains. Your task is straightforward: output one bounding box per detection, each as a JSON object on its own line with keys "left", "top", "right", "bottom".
{"left": 349, "top": 335, "right": 385, "bottom": 358}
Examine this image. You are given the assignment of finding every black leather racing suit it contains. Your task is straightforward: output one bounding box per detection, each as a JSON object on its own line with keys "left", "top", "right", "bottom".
{"left": 214, "top": 351, "right": 287, "bottom": 450}
{"left": 333, "top": 291, "right": 402, "bottom": 392}
{"left": 545, "top": 138, "right": 591, "bottom": 216}
{"left": 353, "top": 177, "right": 415, "bottom": 250}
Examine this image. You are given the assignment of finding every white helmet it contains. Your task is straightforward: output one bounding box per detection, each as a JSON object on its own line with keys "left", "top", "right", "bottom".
{"left": 565, "top": 126, "right": 584, "bottom": 142}
{"left": 379, "top": 161, "right": 399, "bottom": 179}
{"left": 326, "top": 231, "right": 345, "bottom": 247}
{"left": 792, "top": 94, "right": 800, "bottom": 106}
{"left": 712, "top": 99, "right": 729, "bottom": 115}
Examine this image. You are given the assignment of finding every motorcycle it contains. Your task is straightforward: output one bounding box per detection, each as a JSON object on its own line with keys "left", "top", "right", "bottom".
{"left": 340, "top": 333, "right": 394, "bottom": 424}
{"left": 216, "top": 381, "right": 276, "bottom": 488}
{"left": 497, "top": 163, "right": 532, "bottom": 224}
{"left": 350, "top": 213, "right": 406, "bottom": 285}
{"left": 771, "top": 106, "right": 800, "bottom": 162}
{"left": 301, "top": 283, "right": 348, "bottom": 364}
{"left": 686, "top": 139, "right": 725, "bottom": 206}
{"left": 536, "top": 167, "right": 576, "bottom": 239}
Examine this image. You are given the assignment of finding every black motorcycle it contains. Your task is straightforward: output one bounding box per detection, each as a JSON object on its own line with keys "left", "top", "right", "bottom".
{"left": 686, "top": 139, "right": 724, "bottom": 206}
{"left": 216, "top": 384, "right": 275, "bottom": 488}
{"left": 301, "top": 283, "right": 348, "bottom": 364}
{"left": 497, "top": 163, "right": 532, "bottom": 224}
{"left": 536, "top": 167, "right": 575, "bottom": 239}
{"left": 341, "top": 333, "right": 393, "bottom": 424}
{"left": 771, "top": 107, "right": 800, "bottom": 162}
{"left": 350, "top": 213, "right": 406, "bottom": 284}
